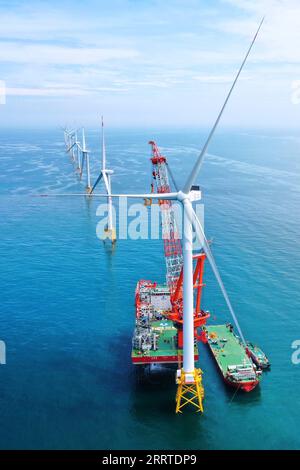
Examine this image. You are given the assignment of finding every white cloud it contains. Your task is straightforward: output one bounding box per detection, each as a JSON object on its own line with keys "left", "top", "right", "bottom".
{"left": 219, "top": 0, "right": 300, "bottom": 63}
{"left": 6, "top": 87, "right": 89, "bottom": 97}
{"left": 6, "top": 85, "right": 128, "bottom": 97}
{"left": 0, "top": 80, "right": 6, "bottom": 104}
{"left": 0, "top": 0, "right": 299, "bottom": 127}
{"left": 192, "top": 74, "right": 252, "bottom": 83}
{"left": 0, "top": 5, "right": 134, "bottom": 43}
{"left": 0, "top": 43, "right": 139, "bottom": 65}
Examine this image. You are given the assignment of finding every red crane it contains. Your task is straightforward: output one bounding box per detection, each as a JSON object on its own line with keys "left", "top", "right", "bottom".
{"left": 148, "top": 141, "right": 210, "bottom": 347}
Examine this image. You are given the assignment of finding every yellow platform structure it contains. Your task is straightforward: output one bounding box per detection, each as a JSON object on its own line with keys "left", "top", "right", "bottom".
{"left": 175, "top": 369, "right": 204, "bottom": 413}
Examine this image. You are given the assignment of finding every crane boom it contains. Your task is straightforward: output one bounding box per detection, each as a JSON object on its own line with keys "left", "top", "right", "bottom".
{"left": 148, "top": 141, "right": 183, "bottom": 294}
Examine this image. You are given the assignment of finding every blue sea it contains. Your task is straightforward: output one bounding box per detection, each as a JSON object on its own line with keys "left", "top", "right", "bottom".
{"left": 0, "top": 127, "right": 300, "bottom": 449}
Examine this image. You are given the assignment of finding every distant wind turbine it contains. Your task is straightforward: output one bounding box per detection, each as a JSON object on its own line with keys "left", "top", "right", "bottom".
{"left": 89, "top": 117, "right": 116, "bottom": 243}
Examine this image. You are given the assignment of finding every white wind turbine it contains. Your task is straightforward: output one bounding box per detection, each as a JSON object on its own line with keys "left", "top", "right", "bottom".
{"left": 63, "top": 127, "right": 92, "bottom": 192}
{"left": 45, "top": 18, "right": 264, "bottom": 410}
{"left": 64, "top": 128, "right": 78, "bottom": 162}
{"left": 89, "top": 117, "right": 116, "bottom": 243}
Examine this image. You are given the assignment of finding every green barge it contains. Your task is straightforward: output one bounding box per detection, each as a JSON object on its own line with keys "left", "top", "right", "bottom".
{"left": 205, "top": 324, "right": 261, "bottom": 392}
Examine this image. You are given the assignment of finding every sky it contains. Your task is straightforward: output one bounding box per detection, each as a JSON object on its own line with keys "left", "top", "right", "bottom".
{"left": 0, "top": 0, "right": 300, "bottom": 128}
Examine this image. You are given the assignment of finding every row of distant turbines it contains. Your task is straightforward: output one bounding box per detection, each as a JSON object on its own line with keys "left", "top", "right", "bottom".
{"left": 63, "top": 119, "right": 116, "bottom": 243}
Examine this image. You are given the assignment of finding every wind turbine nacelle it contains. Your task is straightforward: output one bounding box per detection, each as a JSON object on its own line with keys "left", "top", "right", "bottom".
{"left": 105, "top": 169, "right": 114, "bottom": 175}
{"left": 190, "top": 185, "right": 201, "bottom": 202}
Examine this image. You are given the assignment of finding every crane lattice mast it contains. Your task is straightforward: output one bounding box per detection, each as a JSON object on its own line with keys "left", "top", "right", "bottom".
{"left": 149, "top": 141, "right": 183, "bottom": 294}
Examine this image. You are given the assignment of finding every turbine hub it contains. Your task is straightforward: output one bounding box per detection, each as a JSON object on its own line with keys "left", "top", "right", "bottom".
{"left": 177, "top": 190, "right": 190, "bottom": 202}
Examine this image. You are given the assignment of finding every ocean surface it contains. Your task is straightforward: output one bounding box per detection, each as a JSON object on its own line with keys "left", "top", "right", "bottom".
{"left": 0, "top": 127, "right": 300, "bottom": 450}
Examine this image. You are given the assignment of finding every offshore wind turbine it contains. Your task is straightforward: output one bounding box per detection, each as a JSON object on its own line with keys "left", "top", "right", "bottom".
{"left": 63, "top": 125, "right": 112, "bottom": 208}
{"left": 64, "top": 127, "right": 90, "bottom": 188}
{"left": 63, "top": 128, "right": 71, "bottom": 154}
{"left": 45, "top": 18, "right": 263, "bottom": 411}
{"left": 89, "top": 117, "right": 116, "bottom": 243}
{"left": 64, "top": 128, "right": 78, "bottom": 162}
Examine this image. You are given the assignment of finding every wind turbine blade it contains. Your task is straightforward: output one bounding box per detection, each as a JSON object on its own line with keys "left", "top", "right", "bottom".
{"left": 90, "top": 172, "right": 103, "bottom": 194}
{"left": 35, "top": 192, "right": 178, "bottom": 200}
{"left": 183, "top": 17, "right": 264, "bottom": 194}
{"left": 101, "top": 115, "right": 106, "bottom": 171}
{"left": 166, "top": 162, "right": 179, "bottom": 192}
{"left": 34, "top": 193, "right": 90, "bottom": 197}
{"left": 66, "top": 141, "right": 77, "bottom": 153}
{"left": 102, "top": 171, "right": 110, "bottom": 194}
{"left": 187, "top": 204, "right": 246, "bottom": 345}
{"left": 65, "top": 127, "right": 81, "bottom": 138}
{"left": 104, "top": 192, "right": 178, "bottom": 200}
{"left": 82, "top": 128, "right": 86, "bottom": 152}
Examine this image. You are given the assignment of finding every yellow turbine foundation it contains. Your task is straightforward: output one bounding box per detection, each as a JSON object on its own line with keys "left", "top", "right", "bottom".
{"left": 175, "top": 369, "right": 204, "bottom": 413}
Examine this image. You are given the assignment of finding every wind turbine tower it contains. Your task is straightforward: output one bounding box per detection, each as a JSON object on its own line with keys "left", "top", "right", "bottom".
{"left": 80, "top": 128, "right": 92, "bottom": 194}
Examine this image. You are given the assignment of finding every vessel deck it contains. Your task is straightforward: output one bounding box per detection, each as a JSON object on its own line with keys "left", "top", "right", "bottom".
{"left": 205, "top": 324, "right": 252, "bottom": 373}
{"left": 132, "top": 319, "right": 198, "bottom": 364}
